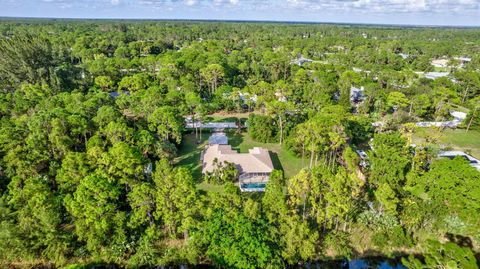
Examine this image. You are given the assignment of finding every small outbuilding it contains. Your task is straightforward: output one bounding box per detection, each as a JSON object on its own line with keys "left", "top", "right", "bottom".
{"left": 208, "top": 132, "right": 228, "bottom": 145}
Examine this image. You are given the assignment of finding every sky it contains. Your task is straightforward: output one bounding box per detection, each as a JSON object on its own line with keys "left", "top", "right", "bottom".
{"left": 1, "top": 0, "right": 479, "bottom": 26}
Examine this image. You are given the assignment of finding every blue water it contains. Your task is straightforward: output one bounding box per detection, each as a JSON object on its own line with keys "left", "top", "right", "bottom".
{"left": 64, "top": 258, "right": 406, "bottom": 269}
{"left": 240, "top": 183, "right": 266, "bottom": 189}
{"left": 348, "top": 259, "right": 406, "bottom": 269}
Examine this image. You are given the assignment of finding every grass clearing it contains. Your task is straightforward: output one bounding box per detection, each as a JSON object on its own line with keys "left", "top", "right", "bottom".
{"left": 207, "top": 111, "right": 257, "bottom": 120}
{"left": 175, "top": 130, "right": 210, "bottom": 180}
{"left": 413, "top": 128, "right": 480, "bottom": 158}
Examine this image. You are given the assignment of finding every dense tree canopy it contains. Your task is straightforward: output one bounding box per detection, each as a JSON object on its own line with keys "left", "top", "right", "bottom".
{"left": 0, "top": 19, "right": 479, "bottom": 268}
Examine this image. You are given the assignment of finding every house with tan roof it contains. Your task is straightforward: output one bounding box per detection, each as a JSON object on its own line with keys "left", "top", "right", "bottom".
{"left": 431, "top": 58, "right": 449, "bottom": 68}
{"left": 202, "top": 143, "right": 274, "bottom": 192}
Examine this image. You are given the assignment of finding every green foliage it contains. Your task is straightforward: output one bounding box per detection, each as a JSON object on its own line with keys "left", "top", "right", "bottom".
{"left": 262, "top": 170, "right": 287, "bottom": 224}
{"left": 247, "top": 114, "right": 278, "bottom": 143}
{"left": 64, "top": 173, "right": 126, "bottom": 259}
{"left": 153, "top": 160, "right": 200, "bottom": 237}
{"left": 387, "top": 91, "right": 410, "bottom": 111}
{"left": 148, "top": 106, "right": 184, "bottom": 143}
{"left": 0, "top": 35, "right": 68, "bottom": 90}
{"left": 345, "top": 115, "right": 374, "bottom": 145}
{"left": 323, "top": 231, "right": 353, "bottom": 259}
{"left": 406, "top": 157, "right": 480, "bottom": 238}
{"left": 204, "top": 159, "right": 239, "bottom": 184}
{"left": 371, "top": 226, "right": 412, "bottom": 251}
{"left": 402, "top": 240, "right": 478, "bottom": 269}
{"left": 94, "top": 76, "right": 114, "bottom": 91}
{"left": 201, "top": 209, "right": 282, "bottom": 269}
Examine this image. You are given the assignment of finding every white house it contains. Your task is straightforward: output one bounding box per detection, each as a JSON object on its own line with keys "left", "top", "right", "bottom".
{"left": 425, "top": 72, "right": 449, "bottom": 80}
{"left": 350, "top": 86, "right": 365, "bottom": 104}
{"left": 431, "top": 58, "right": 449, "bottom": 68}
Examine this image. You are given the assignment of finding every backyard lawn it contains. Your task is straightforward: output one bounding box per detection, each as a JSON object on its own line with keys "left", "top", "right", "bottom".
{"left": 413, "top": 128, "right": 480, "bottom": 158}
{"left": 175, "top": 129, "right": 305, "bottom": 192}
{"left": 175, "top": 130, "right": 210, "bottom": 180}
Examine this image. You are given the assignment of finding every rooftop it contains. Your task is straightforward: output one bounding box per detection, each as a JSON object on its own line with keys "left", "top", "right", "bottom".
{"left": 202, "top": 144, "right": 274, "bottom": 175}
{"left": 185, "top": 121, "right": 237, "bottom": 129}
{"left": 425, "top": 72, "right": 449, "bottom": 80}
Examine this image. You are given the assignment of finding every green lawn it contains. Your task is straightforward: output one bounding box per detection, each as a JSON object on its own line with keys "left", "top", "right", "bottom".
{"left": 413, "top": 128, "right": 480, "bottom": 158}
{"left": 175, "top": 129, "right": 305, "bottom": 192}
{"left": 175, "top": 131, "right": 210, "bottom": 180}
{"left": 206, "top": 111, "right": 255, "bottom": 121}
{"left": 433, "top": 66, "right": 451, "bottom": 72}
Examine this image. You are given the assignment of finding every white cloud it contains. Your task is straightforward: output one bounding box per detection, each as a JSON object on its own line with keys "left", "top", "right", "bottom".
{"left": 284, "top": 0, "right": 479, "bottom": 13}
{"left": 2, "top": 0, "right": 479, "bottom": 22}
{"left": 30, "top": 0, "right": 480, "bottom": 13}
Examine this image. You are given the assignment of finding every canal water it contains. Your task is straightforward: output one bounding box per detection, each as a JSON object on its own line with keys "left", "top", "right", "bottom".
{"left": 52, "top": 258, "right": 407, "bottom": 269}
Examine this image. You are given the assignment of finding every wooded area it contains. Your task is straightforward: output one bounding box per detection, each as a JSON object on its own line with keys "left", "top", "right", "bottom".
{"left": 0, "top": 19, "right": 479, "bottom": 268}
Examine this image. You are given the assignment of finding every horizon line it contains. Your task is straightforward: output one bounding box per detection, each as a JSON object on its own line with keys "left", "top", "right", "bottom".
{"left": 1, "top": 16, "right": 479, "bottom": 29}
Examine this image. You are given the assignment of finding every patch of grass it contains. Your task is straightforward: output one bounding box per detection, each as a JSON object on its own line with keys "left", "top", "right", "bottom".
{"left": 205, "top": 111, "right": 262, "bottom": 125}
{"left": 196, "top": 181, "right": 226, "bottom": 193}
{"left": 208, "top": 111, "right": 257, "bottom": 120}
{"left": 433, "top": 66, "right": 451, "bottom": 72}
{"left": 175, "top": 131, "right": 210, "bottom": 180}
{"left": 203, "top": 116, "right": 245, "bottom": 126}
{"left": 413, "top": 128, "right": 480, "bottom": 158}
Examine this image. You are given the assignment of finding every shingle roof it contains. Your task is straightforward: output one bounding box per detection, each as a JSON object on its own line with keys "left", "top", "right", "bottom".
{"left": 202, "top": 145, "right": 274, "bottom": 174}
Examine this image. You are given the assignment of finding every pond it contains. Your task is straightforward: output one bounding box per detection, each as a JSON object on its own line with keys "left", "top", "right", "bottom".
{"left": 283, "top": 257, "right": 407, "bottom": 268}
{"left": 157, "top": 258, "right": 406, "bottom": 269}
{"left": 55, "top": 257, "right": 407, "bottom": 269}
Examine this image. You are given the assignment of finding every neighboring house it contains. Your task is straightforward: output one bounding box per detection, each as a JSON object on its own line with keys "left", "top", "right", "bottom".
{"left": 451, "top": 111, "right": 467, "bottom": 122}
{"left": 109, "top": 90, "right": 131, "bottom": 99}
{"left": 238, "top": 91, "right": 258, "bottom": 103}
{"left": 355, "top": 149, "right": 369, "bottom": 168}
{"left": 202, "top": 143, "right": 274, "bottom": 192}
{"left": 291, "top": 55, "right": 314, "bottom": 66}
{"left": 431, "top": 58, "right": 449, "bottom": 68}
{"left": 352, "top": 67, "right": 371, "bottom": 74}
{"left": 415, "top": 111, "right": 466, "bottom": 128}
{"left": 431, "top": 57, "right": 471, "bottom": 68}
{"left": 350, "top": 86, "right": 365, "bottom": 104}
{"left": 185, "top": 120, "right": 237, "bottom": 129}
{"left": 144, "top": 162, "right": 153, "bottom": 175}
{"left": 454, "top": 56, "right": 472, "bottom": 67}
{"left": 454, "top": 56, "right": 472, "bottom": 62}
{"left": 275, "top": 91, "right": 287, "bottom": 102}
{"left": 438, "top": 151, "right": 480, "bottom": 171}
{"left": 425, "top": 72, "right": 449, "bottom": 80}
{"left": 415, "top": 121, "right": 458, "bottom": 128}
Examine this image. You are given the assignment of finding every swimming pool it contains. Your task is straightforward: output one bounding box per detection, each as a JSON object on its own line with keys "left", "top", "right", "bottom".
{"left": 240, "top": 183, "right": 266, "bottom": 190}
